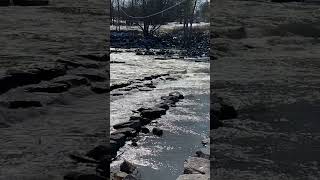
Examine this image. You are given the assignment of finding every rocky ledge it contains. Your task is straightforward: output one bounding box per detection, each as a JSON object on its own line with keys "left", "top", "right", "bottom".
{"left": 65, "top": 91, "right": 185, "bottom": 180}
{"left": 176, "top": 138, "right": 210, "bottom": 180}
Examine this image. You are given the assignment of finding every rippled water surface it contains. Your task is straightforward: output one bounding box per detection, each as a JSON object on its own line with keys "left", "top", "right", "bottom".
{"left": 110, "top": 52, "right": 209, "bottom": 179}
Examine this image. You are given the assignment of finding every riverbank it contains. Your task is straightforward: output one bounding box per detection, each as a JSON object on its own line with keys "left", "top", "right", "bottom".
{"left": 211, "top": 0, "right": 320, "bottom": 179}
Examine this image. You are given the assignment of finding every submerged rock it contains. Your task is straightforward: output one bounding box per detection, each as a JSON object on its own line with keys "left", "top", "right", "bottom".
{"left": 113, "top": 121, "right": 141, "bottom": 131}
{"left": 140, "top": 108, "right": 166, "bottom": 120}
{"left": 141, "top": 126, "right": 150, "bottom": 134}
{"left": 110, "top": 133, "right": 127, "bottom": 148}
{"left": 120, "top": 160, "right": 137, "bottom": 174}
{"left": 152, "top": 127, "right": 163, "bottom": 137}
{"left": 112, "top": 127, "right": 138, "bottom": 137}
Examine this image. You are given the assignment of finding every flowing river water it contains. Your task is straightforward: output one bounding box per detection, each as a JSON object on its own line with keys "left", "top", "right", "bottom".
{"left": 110, "top": 51, "right": 210, "bottom": 179}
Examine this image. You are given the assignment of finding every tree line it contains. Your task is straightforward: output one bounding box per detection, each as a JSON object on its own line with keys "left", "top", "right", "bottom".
{"left": 110, "top": 0, "right": 210, "bottom": 40}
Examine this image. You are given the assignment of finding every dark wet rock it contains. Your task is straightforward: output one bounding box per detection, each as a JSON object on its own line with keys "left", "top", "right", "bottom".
{"left": 144, "top": 83, "right": 156, "bottom": 88}
{"left": 131, "top": 141, "right": 138, "bottom": 147}
{"left": 212, "top": 102, "right": 237, "bottom": 120}
{"left": 57, "top": 59, "right": 99, "bottom": 69}
{"left": 161, "top": 95, "right": 179, "bottom": 103}
{"left": 86, "top": 145, "right": 111, "bottom": 161}
{"left": 154, "top": 103, "right": 170, "bottom": 110}
{"left": 143, "top": 76, "right": 153, "bottom": 80}
{"left": 165, "top": 77, "right": 177, "bottom": 81}
{"left": 112, "top": 127, "right": 138, "bottom": 137}
{"left": 137, "top": 107, "right": 151, "bottom": 112}
{"left": 183, "top": 157, "right": 210, "bottom": 175}
{"left": 169, "top": 91, "right": 184, "bottom": 99}
{"left": 113, "top": 120, "right": 141, "bottom": 131}
{"left": 124, "top": 174, "right": 138, "bottom": 180}
{"left": 162, "top": 99, "right": 177, "bottom": 107}
{"left": 110, "top": 82, "right": 131, "bottom": 91}
{"left": 195, "top": 147, "right": 210, "bottom": 159}
{"left": 7, "top": 100, "right": 42, "bottom": 109}
{"left": 140, "top": 108, "right": 166, "bottom": 120}
{"left": 25, "top": 82, "right": 69, "bottom": 93}
{"left": 110, "top": 140, "right": 120, "bottom": 157}
{"left": 141, "top": 126, "right": 150, "bottom": 134}
{"left": 176, "top": 174, "right": 209, "bottom": 180}
{"left": 144, "top": 51, "right": 155, "bottom": 55}
{"left": 136, "top": 51, "right": 143, "bottom": 55}
{"left": 152, "top": 127, "right": 163, "bottom": 136}
{"left": 111, "top": 92, "right": 124, "bottom": 96}
{"left": 139, "top": 118, "right": 152, "bottom": 125}
{"left": 52, "top": 75, "right": 89, "bottom": 87}
{"left": 110, "top": 133, "right": 127, "bottom": 148}
{"left": 120, "top": 160, "right": 137, "bottom": 174}
{"left": 91, "top": 82, "right": 108, "bottom": 94}
{"left": 64, "top": 172, "right": 105, "bottom": 180}
{"left": 129, "top": 115, "right": 141, "bottom": 121}
{"left": 13, "top": 0, "right": 49, "bottom": 6}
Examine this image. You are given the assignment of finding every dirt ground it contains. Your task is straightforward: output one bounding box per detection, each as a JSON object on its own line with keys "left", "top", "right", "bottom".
{"left": 211, "top": 0, "right": 320, "bottom": 179}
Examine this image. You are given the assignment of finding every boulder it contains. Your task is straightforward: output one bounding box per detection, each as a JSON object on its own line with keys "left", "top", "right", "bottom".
{"left": 110, "top": 133, "right": 127, "bottom": 148}
{"left": 110, "top": 82, "right": 131, "bottom": 91}
{"left": 112, "top": 127, "right": 138, "bottom": 137}
{"left": 154, "top": 103, "right": 170, "bottom": 110}
{"left": 141, "top": 126, "right": 150, "bottom": 134}
{"left": 183, "top": 157, "right": 210, "bottom": 175}
{"left": 176, "top": 174, "right": 209, "bottom": 180}
{"left": 113, "top": 120, "right": 141, "bottom": 131}
{"left": 120, "top": 160, "right": 137, "bottom": 174}
{"left": 140, "top": 108, "right": 166, "bottom": 120}
{"left": 152, "top": 128, "right": 163, "bottom": 136}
